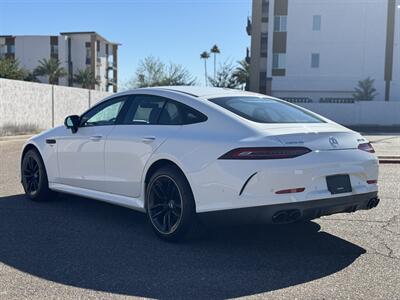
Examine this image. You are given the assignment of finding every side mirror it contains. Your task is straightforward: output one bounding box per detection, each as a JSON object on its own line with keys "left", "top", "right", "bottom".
{"left": 64, "top": 115, "right": 80, "bottom": 133}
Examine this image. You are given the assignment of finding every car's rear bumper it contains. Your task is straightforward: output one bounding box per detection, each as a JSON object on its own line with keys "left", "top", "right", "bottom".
{"left": 190, "top": 148, "right": 379, "bottom": 213}
{"left": 198, "top": 191, "right": 379, "bottom": 225}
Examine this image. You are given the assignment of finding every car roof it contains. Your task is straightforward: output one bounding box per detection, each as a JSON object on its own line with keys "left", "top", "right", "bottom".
{"left": 125, "top": 86, "right": 263, "bottom": 99}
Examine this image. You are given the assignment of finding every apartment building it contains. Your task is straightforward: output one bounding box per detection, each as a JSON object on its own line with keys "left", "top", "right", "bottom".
{"left": 247, "top": 0, "right": 400, "bottom": 101}
{"left": 0, "top": 32, "right": 119, "bottom": 92}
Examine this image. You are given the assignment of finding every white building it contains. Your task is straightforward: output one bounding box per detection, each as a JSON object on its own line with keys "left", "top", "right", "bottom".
{"left": 0, "top": 32, "right": 119, "bottom": 92}
{"left": 247, "top": 0, "right": 400, "bottom": 101}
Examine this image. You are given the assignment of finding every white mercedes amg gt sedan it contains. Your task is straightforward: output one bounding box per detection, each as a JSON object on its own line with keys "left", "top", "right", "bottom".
{"left": 20, "top": 87, "right": 379, "bottom": 241}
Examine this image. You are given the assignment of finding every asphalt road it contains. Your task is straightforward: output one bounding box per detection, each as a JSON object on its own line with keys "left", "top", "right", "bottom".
{"left": 0, "top": 138, "right": 399, "bottom": 299}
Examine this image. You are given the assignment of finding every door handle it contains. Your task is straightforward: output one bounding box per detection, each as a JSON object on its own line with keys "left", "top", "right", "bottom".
{"left": 89, "top": 135, "right": 103, "bottom": 141}
{"left": 142, "top": 136, "right": 156, "bottom": 143}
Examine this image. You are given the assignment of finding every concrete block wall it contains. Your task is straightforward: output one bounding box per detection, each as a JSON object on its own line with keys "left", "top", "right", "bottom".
{"left": 0, "top": 79, "right": 53, "bottom": 129}
{"left": 90, "top": 90, "right": 113, "bottom": 106}
{"left": 53, "top": 85, "right": 91, "bottom": 126}
{"left": 1, "top": 78, "right": 400, "bottom": 132}
{"left": 0, "top": 78, "right": 112, "bottom": 131}
{"left": 297, "top": 102, "right": 400, "bottom": 126}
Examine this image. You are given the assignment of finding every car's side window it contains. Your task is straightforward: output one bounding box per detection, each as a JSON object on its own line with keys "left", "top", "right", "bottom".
{"left": 179, "top": 103, "right": 208, "bottom": 125}
{"left": 156, "top": 100, "right": 208, "bottom": 125}
{"left": 122, "top": 95, "right": 208, "bottom": 126}
{"left": 123, "top": 95, "right": 166, "bottom": 125}
{"left": 80, "top": 97, "right": 127, "bottom": 127}
{"left": 158, "top": 101, "right": 183, "bottom": 125}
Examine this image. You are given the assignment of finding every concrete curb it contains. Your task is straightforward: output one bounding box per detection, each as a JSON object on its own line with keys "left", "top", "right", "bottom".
{"left": 379, "top": 159, "right": 400, "bottom": 164}
{"left": 378, "top": 156, "right": 400, "bottom": 164}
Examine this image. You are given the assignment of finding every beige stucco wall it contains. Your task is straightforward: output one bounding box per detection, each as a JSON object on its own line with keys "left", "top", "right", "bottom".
{"left": 297, "top": 102, "right": 400, "bottom": 126}
{"left": 0, "top": 78, "right": 53, "bottom": 129}
{"left": 0, "top": 78, "right": 112, "bottom": 131}
{"left": 53, "top": 85, "right": 90, "bottom": 126}
{"left": 2, "top": 78, "right": 399, "bottom": 131}
{"left": 90, "top": 90, "right": 112, "bottom": 106}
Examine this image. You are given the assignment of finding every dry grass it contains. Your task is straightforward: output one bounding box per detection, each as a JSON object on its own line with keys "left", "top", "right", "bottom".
{"left": 0, "top": 123, "right": 41, "bottom": 136}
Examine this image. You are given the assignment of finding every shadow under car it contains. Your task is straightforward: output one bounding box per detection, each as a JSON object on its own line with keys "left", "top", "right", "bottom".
{"left": 0, "top": 193, "right": 365, "bottom": 299}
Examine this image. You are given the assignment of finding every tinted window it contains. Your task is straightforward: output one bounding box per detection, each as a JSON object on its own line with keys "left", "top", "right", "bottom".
{"left": 180, "top": 103, "right": 208, "bottom": 124}
{"left": 123, "top": 95, "right": 166, "bottom": 125}
{"left": 159, "top": 102, "right": 182, "bottom": 125}
{"left": 123, "top": 95, "right": 207, "bottom": 125}
{"left": 159, "top": 101, "right": 207, "bottom": 125}
{"left": 209, "top": 96, "right": 324, "bottom": 123}
{"left": 80, "top": 97, "right": 127, "bottom": 127}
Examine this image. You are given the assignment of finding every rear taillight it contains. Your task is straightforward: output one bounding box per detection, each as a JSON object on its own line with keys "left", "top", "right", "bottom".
{"left": 218, "top": 147, "right": 311, "bottom": 160}
{"left": 358, "top": 143, "right": 375, "bottom": 153}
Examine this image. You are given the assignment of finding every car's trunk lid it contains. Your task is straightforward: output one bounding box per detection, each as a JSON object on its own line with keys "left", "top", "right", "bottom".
{"left": 254, "top": 123, "right": 365, "bottom": 151}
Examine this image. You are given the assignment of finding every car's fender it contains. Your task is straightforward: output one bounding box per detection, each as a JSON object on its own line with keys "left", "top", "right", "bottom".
{"left": 21, "top": 126, "right": 64, "bottom": 182}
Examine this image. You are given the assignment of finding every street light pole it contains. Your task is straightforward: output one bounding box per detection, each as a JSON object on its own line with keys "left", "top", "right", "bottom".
{"left": 397, "top": 2, "right": 400, "bottom": 100}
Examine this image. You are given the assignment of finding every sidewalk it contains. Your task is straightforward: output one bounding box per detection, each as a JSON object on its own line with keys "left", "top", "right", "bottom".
{"left": 365, "top": 135, "right": 400, "bottom": 163}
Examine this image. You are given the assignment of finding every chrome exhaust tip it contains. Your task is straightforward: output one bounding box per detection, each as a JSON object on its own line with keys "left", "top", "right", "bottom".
{"left": 272, "top": 209, "right": 301, "bottom": 224}
{"left": 367, "top": 197, "right": 380, "bottom": 209}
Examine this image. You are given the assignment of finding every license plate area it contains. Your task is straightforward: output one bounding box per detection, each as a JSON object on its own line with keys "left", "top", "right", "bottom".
{"left": 326, "top": 174, "right": 352, "bottom": 194}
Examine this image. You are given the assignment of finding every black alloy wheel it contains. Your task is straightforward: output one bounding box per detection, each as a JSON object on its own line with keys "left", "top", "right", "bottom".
{"left": 22, "top": 156, "right": 40, "bottom": 195}
{"left": 148, "top": 175, "right": 183, "bottom": 234}
{"left": 146, "top": 166, "right": 196, "bottom": 241}
{"left": 21, "top": 149, "right": 53, "bottom": 201}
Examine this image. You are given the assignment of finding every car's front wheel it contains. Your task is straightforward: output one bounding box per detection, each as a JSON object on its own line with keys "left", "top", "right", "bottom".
{"left": 146, "top": 166, "right": 196, "bottom": 241}
{"left": 21, "top": 148, "right": 53, "bottom": 201}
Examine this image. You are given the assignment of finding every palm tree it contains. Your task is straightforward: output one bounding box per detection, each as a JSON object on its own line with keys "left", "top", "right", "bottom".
{"left": 34, "top": 58, "right": 67, "bottom": 84}
{"left": 200, "top": 51, "right": 210, "bottom": 86}
{"left": 210, "top": 44, "right": 221, "bottom": 80}
{"left": 233, "top": 59, "right": 250, "bottom": 90}
{"left": 73, "top": 69, "right": 99, "bottom": 89}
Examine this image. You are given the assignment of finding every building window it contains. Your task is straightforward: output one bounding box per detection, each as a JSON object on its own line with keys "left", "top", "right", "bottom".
{"left": 261, "top": 0, "right": 269, "bottom": 17}
{"left": 0, "top": 45, "right": 5, "bottom": 57}
{"left": 85, "top": 42, "right": 91, "bottom": 65}
{"left": 313, "top": 15, "right": 321, "bottom": 31}
{"left": 260, "top": 33, "right": 268, "bottom": 57}
{"left": 311, "top": 53, "right": 320, "bottom": 68}
{"left": 273, "top": 53, "right": 286, "bottom": 69}
{"left": 274, "top": 15, "right": 287, "bottom": 32}
{"left": 96, "top": 40, "right": 101, "bottom": 64}
{"left": 50, "top": 36, "right": 58, "bottom": 59}
{"left": 51, "top": 45, "right": 58, "bottom": 56}
{"left": 6, "top": 44, "right": 15, "bottom": 54}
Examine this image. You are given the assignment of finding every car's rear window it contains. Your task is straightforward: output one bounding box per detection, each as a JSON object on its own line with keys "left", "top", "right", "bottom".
{"left": 209, "top": 96, "right": 324, "bottom": 124}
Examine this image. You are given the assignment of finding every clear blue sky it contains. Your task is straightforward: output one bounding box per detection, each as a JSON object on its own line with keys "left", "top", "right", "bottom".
{"left": 0, "top": 0, "right": 251, "bottom": 86}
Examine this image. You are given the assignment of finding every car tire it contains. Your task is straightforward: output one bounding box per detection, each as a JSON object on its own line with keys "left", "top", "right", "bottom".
{"left": 146, "top": 166, "right": 197, "bottom": 242}
{"left": 21, "top": 149, "right": 53, "bottom": 202}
